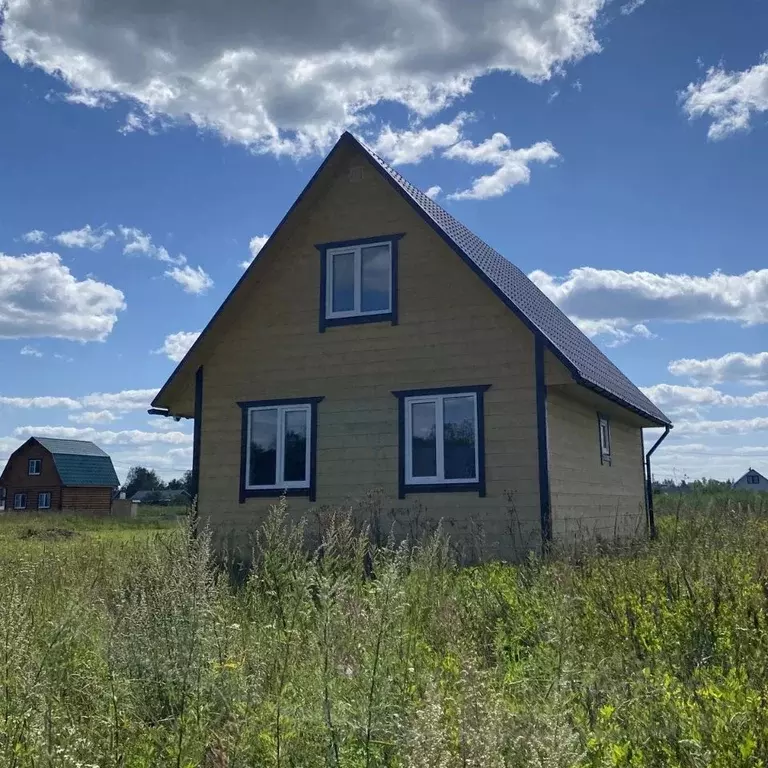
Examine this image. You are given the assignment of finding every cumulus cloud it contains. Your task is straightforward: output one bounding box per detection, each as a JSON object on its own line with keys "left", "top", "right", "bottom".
{"left": 0, "top": 388, "right": 157, "bottom": 414}
{"left": 22, "top": 229, "right": 46, "bottom": 243}
{"left": 165, "top": 265, "right": 213, "bottom": 295}
{"left": 530, "top": 267, "right": 768, "bottom": 343}
{"left": 373, "top": 115, "right": 468, "bottom": 165}
{"left": 53, "top": 224, "right": 115, "bottom": 250}
{"left": 0, "top": 251, "right": 125, "bottom": 341}
{"left": 20, "top": 345, "right": 43, "bottom": 357}
{"left": 425, "top": 185, "right": 442, "bottom": 200}
{"left": 640, "top": 384, "right": 768, "bottom": 412}
{"left": 0, "top": 395, "right": 82, "bottom": 409}
{"left": 0, "top": 0, "right": 606, "bottom": 156}
{"left": 68, "top": 410, "right": 118, "bottom": 424}
{"left": 154, "top": 331, "right": 201, "bottom": 362}
{"left": 674, "top": 417, "right": 768, "bottom": 435}
{"left": 240, "top": 235, "right": 269, "bottom": 269}
{"left": 668, "top": 352, "right": 768, "bottom": 386}
{"left": 445, "top": 134, "right": 559, "bottom": 199}
{"left": 681, "top": 54, "right": 768, "bottom": 140}
{"left": 119, "top": 226, "right": 184, "bottom": 265}
{"left": 14, "top": 425, "right": 192, "bottom": 446}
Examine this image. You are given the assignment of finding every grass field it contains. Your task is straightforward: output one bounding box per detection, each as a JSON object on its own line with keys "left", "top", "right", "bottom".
{"left": 1, "top": 493, "right": 767, "bottom": 767}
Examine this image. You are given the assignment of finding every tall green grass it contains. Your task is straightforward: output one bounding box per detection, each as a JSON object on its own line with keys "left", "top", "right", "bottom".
{"left": 0, "top": 493, "right": 767, "bottom": 767}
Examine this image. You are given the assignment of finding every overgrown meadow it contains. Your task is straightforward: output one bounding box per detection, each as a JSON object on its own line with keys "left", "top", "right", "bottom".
{"left": 1, "top": 493, "right": 767, "bottom": 767}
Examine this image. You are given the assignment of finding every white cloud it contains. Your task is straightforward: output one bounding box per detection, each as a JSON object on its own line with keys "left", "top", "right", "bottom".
{"left": 165, "top": 264, "right": 213, "bottom": 294}
{"left": 668, "top": 352, "right": 768, "bottom": 386}
{"left": 681, "top": 54, "right": 768, "bottom": 140}
{"left": 0, "top": 251, "right": 125, "bottom": 341}
{"left": 530, "top": 267, "right": 768, "bottom": 343}
{"left": 20, "top": 345, "right": 43, "bottom": 357}
{"left": 14, "top": 425, "right": 192, "bottom": 446}
{"left": 240, "top": 235, "right": 269, "bottom": 269}
{"left": 119, "top": 226, "right": 184, "bottom": 265}
{"left": 0, "top": 395, "right": 82, "bottom": 409}
{"left": 54, "top": 353, "right": 74, "bottom": 363}
{"left": 445, "top": 134, "right": 559, "bottom": 199}
{"left": 640, "top": 384, "right": 768, "bottom": 412}
{"left": 154, "top": 331, "right": 200, "bottom": 362}
{"left": 620, "top": 0, "right": 646, "bottom": 15}
{"left": 68, "top": 409, "right": 118, "bottom": 424}
{"left": 53, "top": 224, "right": 115, "bottom": 250}
{"left": 22, "top": 229, "right": 46, "bottom": 243}
{"left": 373, "top": 115, "right": 467, "bottom": 165}
{"left": 0, "top": 388, "right": 157, "bottom": 413}
{"left": 573, "top": 319, "right": 655, "bottom": 347}
{"left": 674, "top": 417, "right": 768, "bottom": 436}
{"left": 80, "top": 388, "right": 158, "bottom": 412}
{"left": 0, "top": 0, "right": 606, "bottom": 156}
{"left": 425, "top": 185, "right": 442, "bottom": 200}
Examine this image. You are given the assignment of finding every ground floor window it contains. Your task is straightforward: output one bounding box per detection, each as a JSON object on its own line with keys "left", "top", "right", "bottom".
{"left": 392, "top": 385, "right": 490, "bottom": 498}
{"left": 14, "top": 493, "right": 27, "bottom": 510}
{"left": 38, "top": 492, "right": 51, "bottom": 509}
{"left": 238, "top": 397, "right": 323, "bottom": 502}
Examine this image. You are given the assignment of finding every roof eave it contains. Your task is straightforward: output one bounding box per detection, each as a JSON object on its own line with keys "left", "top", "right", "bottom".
{"left": 151, "top": 133, "right": 359, "bottom": 410}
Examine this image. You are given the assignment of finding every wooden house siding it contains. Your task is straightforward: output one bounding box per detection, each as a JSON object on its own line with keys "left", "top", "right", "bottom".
{"left": 194, "top": 148, "right": 543, "bottom": 560}
{"left": 61, "top": 486, "right": 112, "bottom": 515}
{"left": 547, "top": 390, "right": 647, "bottom": 544}
{"left": 0, "top": 440, "right": 63, "bottom": 510}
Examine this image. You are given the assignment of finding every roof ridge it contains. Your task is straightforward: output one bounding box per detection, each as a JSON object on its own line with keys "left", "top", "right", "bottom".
{"left": 348, "top": 133, "right": 670, "bottom": 426}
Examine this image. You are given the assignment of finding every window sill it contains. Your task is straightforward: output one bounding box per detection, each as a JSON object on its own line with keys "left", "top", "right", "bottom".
{"left": 241, "top": 487, "right": 313, "bottom": 502}
{"left": 401, "top": 482, "right": 484, "bottom": 498}
{"left": 322, "top": 312, "right": 394, "bottom": 331}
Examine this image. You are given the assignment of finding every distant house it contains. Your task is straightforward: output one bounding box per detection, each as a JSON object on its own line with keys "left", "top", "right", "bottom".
{"left": 0, "top": 437, "right": 119, "bottom": 514}
{"left": 150, "top": 132, "right": 671, "bottom": 560}
{"left": 131, "top": 489, "right": 191, "bottom": 506}
{"left": 732, "top": 468, "right": 768, "bottom": 493}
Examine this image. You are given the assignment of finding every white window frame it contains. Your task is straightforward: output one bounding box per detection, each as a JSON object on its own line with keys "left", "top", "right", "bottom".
{"left": 325, "top": 241, "right": 393, "bottom": 320}
{"left": 14, "top": 493, "right": 27, "bottom": 510}
{"left": 404, "top": 392, "right": 480, "bottom": 486}
{"left": 38, "top": 492, "right": 51, "bottom": 509}
{"left": 245, "top": 404, "right": 312, "bottom": 491}
{"left": 28, "top": 458, "right": 42, "bottom": 476}
{"left": 598, "top": 414, "right": 612, "bottom": 464}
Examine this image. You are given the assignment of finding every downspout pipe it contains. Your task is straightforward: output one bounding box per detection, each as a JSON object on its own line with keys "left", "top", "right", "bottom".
{"left": 645, "top": 426, "right": 670, "bottom": 540}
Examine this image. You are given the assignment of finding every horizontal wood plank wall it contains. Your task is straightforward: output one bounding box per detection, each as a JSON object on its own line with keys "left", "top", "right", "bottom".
{"left": 61, "top": 486, "right": 112, "bottom": 516}
{"left": 0, "top": 440, "right": 63, "bottom": 510}
{"left": 196, "top": 146, "right": 542, "bottom": 561}
{"left": 547, "top": 390, "right": 646, "bottom": 547}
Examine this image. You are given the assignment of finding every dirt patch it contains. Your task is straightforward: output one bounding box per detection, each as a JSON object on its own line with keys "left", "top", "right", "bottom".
{"left": 19, "top": 527, "right": 79, "bottom": 541}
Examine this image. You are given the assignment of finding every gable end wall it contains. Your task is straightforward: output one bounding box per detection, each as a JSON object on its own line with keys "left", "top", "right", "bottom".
{"left": 196, "top": 149, "right": 544, "bottom": 560}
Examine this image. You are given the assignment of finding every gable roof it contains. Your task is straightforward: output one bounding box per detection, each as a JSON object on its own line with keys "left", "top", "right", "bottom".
{"left": 153, "top": 132, "right": 670, "bottom": 426}
{"left": 33, "top": 437, "right": 120, "bottom": 487}
{"left": 734, "top": 468, "right": 767, "bottom": 486}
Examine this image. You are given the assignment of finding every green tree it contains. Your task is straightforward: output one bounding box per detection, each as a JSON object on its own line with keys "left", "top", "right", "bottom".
{"left": 123, "top": 466, "right": 165, "bottom": 498}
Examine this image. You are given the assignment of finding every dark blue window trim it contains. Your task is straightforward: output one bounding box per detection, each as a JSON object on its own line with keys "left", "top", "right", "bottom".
{"left": 598, "top": 412, "right": 612, "bottom": 466}
{"left": 192, "top": 366, "right": 203, "bottom": 501}
{"left": 535, "top": 337, "right": 552, "bottom": 546}
{"left": 392, "top": 384, "right": 490, "bottom": 499}
{"left": 316, "top": 233, "right": 404, "bottom": 333}
{"left": 237, "top": 397, "right": 324, "bottom": 503}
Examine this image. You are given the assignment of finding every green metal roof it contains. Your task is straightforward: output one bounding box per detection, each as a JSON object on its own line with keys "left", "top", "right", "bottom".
{"left": 33, "top": 437, "right": 119, "bottom": 487}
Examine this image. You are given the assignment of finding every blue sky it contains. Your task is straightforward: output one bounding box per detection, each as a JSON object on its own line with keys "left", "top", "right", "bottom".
{"left": 1, "top": 0, "right": 767, "bottom": 482}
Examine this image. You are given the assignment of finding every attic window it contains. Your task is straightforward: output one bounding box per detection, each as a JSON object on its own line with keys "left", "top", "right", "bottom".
{"left": 598, "top": 414, "right": 611, "bottom": 465}
{"left": 28, "top": 458, "right": 42, "bottom": 476}
{"left": 316, "top": 234, "right": 404, "bottom": 331}
{"left": 747, "top": 474, "right": 760, "bottom": 485}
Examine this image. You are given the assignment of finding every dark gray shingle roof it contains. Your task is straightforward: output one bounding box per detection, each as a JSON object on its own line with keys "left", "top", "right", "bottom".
{"left": 349, "top": 134, "right": 670, "bottom": 426}
{"left": 34, "top": 437, "right": 119, "bottom": 487}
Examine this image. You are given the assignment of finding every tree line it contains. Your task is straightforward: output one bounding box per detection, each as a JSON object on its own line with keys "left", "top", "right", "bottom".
{"left": 122, "top": 466, "right": 193, "bottom": 500}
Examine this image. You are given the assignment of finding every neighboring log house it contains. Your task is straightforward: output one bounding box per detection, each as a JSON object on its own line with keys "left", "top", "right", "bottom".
{"left": 0, "top": 437, "right": 119, "bottom": 514}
